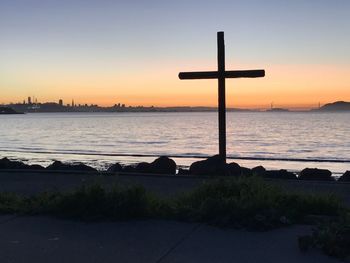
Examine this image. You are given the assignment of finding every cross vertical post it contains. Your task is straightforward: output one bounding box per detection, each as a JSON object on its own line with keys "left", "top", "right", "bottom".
{"left": 217, "top": 31, "right": 226, "bottom": 161}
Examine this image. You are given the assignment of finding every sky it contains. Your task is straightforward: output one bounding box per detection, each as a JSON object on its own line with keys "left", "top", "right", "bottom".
{"left": 1, "top": 0, "right": 349, "bottom": 109}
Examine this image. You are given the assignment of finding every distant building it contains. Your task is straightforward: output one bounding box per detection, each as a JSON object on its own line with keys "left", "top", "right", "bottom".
{"left": 28, "top": 97, "right": 32, "bottom": 105}
{"left": 59, "top": 99, "right": 63, "bottom": 106}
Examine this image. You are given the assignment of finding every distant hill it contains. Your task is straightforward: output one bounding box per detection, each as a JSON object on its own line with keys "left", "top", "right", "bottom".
{"left": 319, "top": 101, "right": 350, "bottom": 111}
{"left": 0, "top": 107, "right": 22, "bottom": 114}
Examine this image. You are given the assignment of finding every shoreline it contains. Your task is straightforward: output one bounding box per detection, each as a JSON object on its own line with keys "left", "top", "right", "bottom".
{"left": 0, "top": 152, "right": 348, "bottom": 177}
{"left": 1, "top": 155, "right": 349, "bottom": 182}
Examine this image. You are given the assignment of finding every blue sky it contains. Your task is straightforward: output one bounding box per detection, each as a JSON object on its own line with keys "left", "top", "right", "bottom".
{"left": 2, "top": 0, "right": 349, "bottom": 63}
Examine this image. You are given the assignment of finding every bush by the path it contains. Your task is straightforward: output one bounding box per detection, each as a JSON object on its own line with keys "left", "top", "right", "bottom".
{"left": 0, "top": 177, "right": 345, "bottom": 230}
{"left": 298, "top": 213, "right": 350, "bottom": 260}
{"left": 172, "top": 178, "right": 342, "bottom": 229}
{"left": 0, "top": 184, "right": 161, "bottom": 220}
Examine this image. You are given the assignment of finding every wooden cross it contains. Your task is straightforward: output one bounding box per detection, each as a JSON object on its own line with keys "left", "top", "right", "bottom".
{"left": 179, "top": 31, "right": 265, "bottom": 162}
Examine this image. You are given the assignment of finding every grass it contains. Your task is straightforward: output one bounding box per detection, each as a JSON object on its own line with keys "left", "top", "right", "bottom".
{"left": 0, "top": 184, "right": 160, "bottom": 220}
{"left": 0, "top": 177, "right": 345, "bottom": 228}
{"left": 172, "top": 178, "right": 343, "bottom": 229}
{"left": 298, "top": 213, "right": 350, "bottom": 260}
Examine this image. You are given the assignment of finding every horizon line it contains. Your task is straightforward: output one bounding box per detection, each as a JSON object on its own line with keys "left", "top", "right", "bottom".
{"left": 2, "top": 100, "right": 348, "bottom": 111}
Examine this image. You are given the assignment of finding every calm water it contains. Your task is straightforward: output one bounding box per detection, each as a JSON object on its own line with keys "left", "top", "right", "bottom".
{"left": 0, "top": 112, "right": 349, "bottom": 174}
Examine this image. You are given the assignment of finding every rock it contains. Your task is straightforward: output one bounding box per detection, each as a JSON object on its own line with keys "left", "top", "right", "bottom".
{"left": 121, "top": 164, "right": 147, "bottom": 174}
{"left": 107, "top": 163, "right": 123, "bottom": 173}
{"left": 189, "top": 155, "right": 241, "bottom": 176}
{"left": 29, "top": 164, "right": 45, "bottom": 170}
{"left": 338, "top": 171, "right": 350, "bottom": 182}
{"left": 0, "top": 157, "right": 44, "bottom": 170}
{"left": 265, "top": 169, "right": 297, "bottom": 180}
{"left": 299, "top": 168, "right": 334, "bottom": 181}
{"left": 177, "top": 168, "right": 190, "bottom": 175}
{"left": 121, "top": 157, "right": 176, "bottom": 175}
{"left": 0, "top": 157, "right": 25, "bottom": 169}
{"left": 190, "top": 155, "right": 225, "bottom": 176}
{"left": 240, "top": 167, "right": 253, "bottom": 176}
{"left": 123, "top": 165, "right": 136, "bottom": 173}
{"left": 135, "top": 162, "right": 153, "bottom": 173}
{"left": 252, "top": 166, "right": 266, "bottom": 176}
{"left": 46, "top": 161, "right": 97, "bottom": 172}
{"left": 225, "top": 162, "right": 241, "bottom": 176}
{"left": 150, "top": 156, "right": 176, "bottom": 174}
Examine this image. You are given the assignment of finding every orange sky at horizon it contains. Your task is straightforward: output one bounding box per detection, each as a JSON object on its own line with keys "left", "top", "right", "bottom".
{"left": 2, "top": 1, "right": 350, "bottom": 110}
{"left": 1, "top": 62, "right": 349, "bottom": 109}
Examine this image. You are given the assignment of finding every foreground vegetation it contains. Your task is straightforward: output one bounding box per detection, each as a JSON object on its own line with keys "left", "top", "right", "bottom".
{"left": 0, "top": 177, "right": 345, "bottom": 226}
{"left": 299, "top": 213, "right": 350, "bottom": 260}
{"left": 0, "top": 177, "right": 348, "bottom": 259}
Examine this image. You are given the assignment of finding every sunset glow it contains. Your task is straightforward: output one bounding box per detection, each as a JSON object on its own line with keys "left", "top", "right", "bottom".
{"left": 1, "top": 0, "right": 349, "bottom": 109}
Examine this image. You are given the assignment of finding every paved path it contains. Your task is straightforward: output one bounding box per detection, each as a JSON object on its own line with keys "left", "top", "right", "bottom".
{"left": 0, "top": 215, "right": 339, "bottom": 263}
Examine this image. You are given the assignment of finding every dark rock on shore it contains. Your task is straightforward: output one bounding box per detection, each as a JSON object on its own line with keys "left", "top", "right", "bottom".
{"left": 250, "top": 166, "right": 296, "bottom": 179}
{"left": 177, "top": 168, "right": 191, "bottom": 175}
{"left": 120, "top": 157, "right": 177, "bottom": 175}
{"left": 135, "top": 162, "right": 153, "bottom": 173}
{"left": 299, "top": 168, "right": 334, "bottom": 181}
{"left": 252, "top": 166, "right": 266, "bottom": 176}
{"left": 0, "top": 157, "right": 44, "bottom": 170}
{"left": 226, "top": 162, "right": 242, "bottom": 176}
{"left": 150, "top": 156, "right": 176, "bottom": 174}
{"left": 0, "top": 157, "right": 27, "bottom": 169}
{"left": 265, "top": 169, "right": 297, "bottom": 180}
{"left": 189, "top": 155, "right": 241, "bottom": 176}
{"left": 123, "top": 165, "right": 137, "bottom": 173}
{"left": 122, "top": 163, "right": 150, "bottom": 174}
{"left": 338, "top": 171, "right": 350, "bottom": 182}
{"left": 107, "top": 163, "right": 123, "bottom": 173}
{"left": 29, "top": 164, "right": 45, "bottom": 170}
{"left": 46, "top": 161, "right": 97, "bottom": 172}
{"left": 240, "top": 167, "right": 253, "bottom": 176}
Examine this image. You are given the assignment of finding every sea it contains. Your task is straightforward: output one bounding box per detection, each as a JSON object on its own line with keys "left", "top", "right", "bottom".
{"left": 0, "top": 112, "right": 349, "bottom": 175}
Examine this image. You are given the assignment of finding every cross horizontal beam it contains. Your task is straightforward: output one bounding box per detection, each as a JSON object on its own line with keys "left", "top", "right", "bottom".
{"left": 178, "top": 70, "right": 265, "bottom": 80}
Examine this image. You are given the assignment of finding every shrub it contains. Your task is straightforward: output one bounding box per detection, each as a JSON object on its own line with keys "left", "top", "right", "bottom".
{"left": 172, "top": 177, "right": 343, "bottom": 229}
{"left": 0, "top": 177, "right": 345, "bottom": 230}
{"left": 298, "top": 213, "right": 350, "bottom": 260}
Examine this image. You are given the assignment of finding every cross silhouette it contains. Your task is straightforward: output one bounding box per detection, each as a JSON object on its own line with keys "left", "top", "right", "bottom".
{"left": 179, "top": 31, "right": 265, "bottom": 162}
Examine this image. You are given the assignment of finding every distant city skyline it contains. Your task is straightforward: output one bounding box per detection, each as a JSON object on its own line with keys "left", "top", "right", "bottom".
{"left": 1, "top": 1, "right": 349, "bottom": 108}
{"left": 2, "top": 95, "right": 340, "bottom": 111}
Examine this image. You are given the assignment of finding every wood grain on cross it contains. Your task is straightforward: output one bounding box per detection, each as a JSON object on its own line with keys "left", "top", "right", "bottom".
{"left": 179, "top": 31, "right": 265, "bottom": 162}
